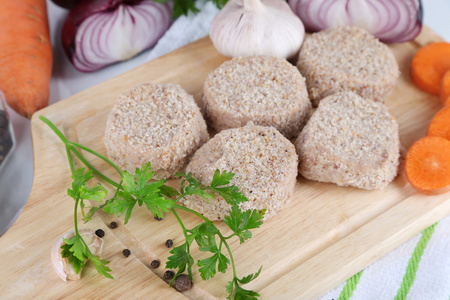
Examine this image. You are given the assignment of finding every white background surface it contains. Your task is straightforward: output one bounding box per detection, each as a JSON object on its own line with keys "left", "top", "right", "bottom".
{"left": 0, "top": 0, "right": 449, "bottom": 274}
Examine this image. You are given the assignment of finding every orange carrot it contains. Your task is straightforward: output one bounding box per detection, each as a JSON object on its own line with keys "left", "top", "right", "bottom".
{"left": 405, "top": 136, "right": 450, "bottom": 195}
{"left": 410, "top": 42, "right": 450, "bottom": 96}
{"left": 440, "top": 70, "right": 450, "bottom": 106}
{"left": 427, "top": 106, "right": 450, "bottom": 141}
{"left": 0, "top": 0, "right": 52, "bottom": 118}
{"left": 443, "top": 96, "right": 450, "bottom": 107}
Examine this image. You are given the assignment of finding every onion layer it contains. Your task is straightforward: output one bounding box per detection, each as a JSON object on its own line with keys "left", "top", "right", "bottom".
{"left": 289, "top": 0, "right": 423, "bottom": 43}
{"left": 62, "top": 0, "right": 173, "bottom": 72}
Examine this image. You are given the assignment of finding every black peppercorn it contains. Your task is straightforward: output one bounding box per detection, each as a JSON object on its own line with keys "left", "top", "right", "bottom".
{"left": 165, "top": 239, "right": 173, "bottom": 248}
{"left": 150, "top": 260, "right": 160, "bottom": 268}
{"left": 95, "top": 229, "right": 105, "bottom": 238}
{"left": 174, "top": 274, "right": 192, "bottom": 292}
{"left": 163, "top": 270, "right": 175, "bottom": 281}
{"left": 122, "top": 249, "right": 131, "bottom": 257}
{"left": 109, "top": 222, "right": 118, "bottom": 229}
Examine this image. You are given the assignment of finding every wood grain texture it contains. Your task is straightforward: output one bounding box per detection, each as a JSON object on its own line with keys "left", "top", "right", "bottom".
{"left": 0, "top": 26, "right": 449, "bottom": 299}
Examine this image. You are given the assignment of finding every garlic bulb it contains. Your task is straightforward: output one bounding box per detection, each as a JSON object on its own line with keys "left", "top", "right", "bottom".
{"left": 51, "top": 229, "right": 104, "bottom": 282}
{"left": 210, "top": 0, "right": 305, "bottom": 59}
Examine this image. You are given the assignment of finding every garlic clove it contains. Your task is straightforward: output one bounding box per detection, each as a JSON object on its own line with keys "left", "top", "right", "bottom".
{"left": 210, "top": 0, "right": 305, "bottom": 59}
{"left": 51, "top": 229, "right": 104, "bottom": 282}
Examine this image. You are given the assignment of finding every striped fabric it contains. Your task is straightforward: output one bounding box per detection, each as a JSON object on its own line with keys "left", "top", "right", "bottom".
{"left": 319, "top": 215, "right": 450, "bottom": 300}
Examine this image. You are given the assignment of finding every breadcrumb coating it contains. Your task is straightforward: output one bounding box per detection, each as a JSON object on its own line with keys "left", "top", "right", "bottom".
{"left": 104, "top": 83, "right": 209, "bottom": 179}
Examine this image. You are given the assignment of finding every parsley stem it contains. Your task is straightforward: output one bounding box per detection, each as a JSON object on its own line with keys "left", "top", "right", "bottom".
{"left": 172, "top": 204, "right": 239, "bottom": 280}
{"left": 221, "top": 236, "right": 237, "bottom": 279}
{"left": 69, "top": 146, "right": 119, "bottom": 187}
{"left": 174, "top": 194, "right": 188, "bottom": 203}
{"left": 68, "top": 141, "right": 123, "bottom": 177}
{"left": 74, "top": 198, "right": 80, "bottom": 236}
{"left": 172, "top": 204, "right": 210, "bottom": 222}
{"left": 66, "top": 145, "right": 75, "bottom": 174}
{"left": 39, "top": 115, "right": 70, "bottom": 144}
{"left": 40, "top": 115, "right": 121, "bottom": 187}
{"left": 171, "top": 208, "right": 189, "bottom": 232}
{"left": 171, "top": 207, "right": 193, "bottom": 280}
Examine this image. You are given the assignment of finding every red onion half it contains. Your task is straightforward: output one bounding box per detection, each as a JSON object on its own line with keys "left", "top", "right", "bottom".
{"left": 62, "top": 0, "right": 173, "bottom": 72}
{"left": 289, "top": 0, "right": 423, "bottom": 43}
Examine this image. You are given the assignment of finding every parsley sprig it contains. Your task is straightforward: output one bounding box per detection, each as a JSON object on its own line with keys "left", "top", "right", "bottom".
{"left": 41, "top": 115, "right": 264, "bottom": 299}
{"left": 154, "top": 0, "right": 228, "bottom": 18}
{"left": 41, "top": 116, "right": 114, "bottom": 279}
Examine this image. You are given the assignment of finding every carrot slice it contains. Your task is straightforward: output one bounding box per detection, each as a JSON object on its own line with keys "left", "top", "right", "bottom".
{"left": 410, "top": 42, "right": 450, "bottom": 96}
{"left": 441, "top": 70, "right": 450, "bottom": 106}
{"left": 427, "top": 106, "right": 450, "bottom": 141}
{"left": 444, "top": 96, "right": 450, "bottom": 107}
{"left": 405, "top": 136, "right": 450, "bottom": 195}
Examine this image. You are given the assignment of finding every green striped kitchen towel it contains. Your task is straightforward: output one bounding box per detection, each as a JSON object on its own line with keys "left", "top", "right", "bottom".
{"left": 319, "top": 215, "right": 450, "bottom": 300}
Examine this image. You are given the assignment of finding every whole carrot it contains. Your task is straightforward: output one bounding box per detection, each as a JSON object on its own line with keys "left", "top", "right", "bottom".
{"left": 0, "top": 0, "right": 52, "bottom": 118}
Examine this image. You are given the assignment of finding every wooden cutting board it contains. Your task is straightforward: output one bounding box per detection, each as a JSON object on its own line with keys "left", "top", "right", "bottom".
{"left": 1, "top": 26, "right": 450, "bottom": 299}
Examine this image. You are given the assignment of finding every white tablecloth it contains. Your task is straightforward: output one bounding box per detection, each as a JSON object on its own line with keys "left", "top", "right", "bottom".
{"left": 1, "top": 0, "right": 449, "bottom": 298}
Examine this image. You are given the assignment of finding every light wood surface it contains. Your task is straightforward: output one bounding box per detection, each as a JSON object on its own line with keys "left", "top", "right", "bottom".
{"left": 1, "top": 26, "right": 449, "bottom": 299}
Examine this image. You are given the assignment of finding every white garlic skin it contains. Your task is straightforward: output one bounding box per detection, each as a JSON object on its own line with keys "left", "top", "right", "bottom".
{"left": 210, "top": 0, "right": 305, "bottom": 59}
{"left": 51, "top": 229, "right": 104, "bottom": 282}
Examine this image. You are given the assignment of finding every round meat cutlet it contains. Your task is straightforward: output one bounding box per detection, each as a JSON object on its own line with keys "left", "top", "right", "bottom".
{"left": 179, "top": 122, "right": 298, "bottom": 221}
{"left": 104, "top": 83, "right": 209, "bottom": 180}
{"left": 297, "top": 26, "right": 399, "bottom": 107}
{"left": 295, "top": 92, "right": 400, "bottom": 190}
{"left": 202, "top": 56, "right": 311, "bottom": 139}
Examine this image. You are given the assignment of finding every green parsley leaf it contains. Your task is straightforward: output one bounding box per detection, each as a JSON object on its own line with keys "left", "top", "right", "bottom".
{"left": 176, "top": 172, "right": 215, "bottom": 201}
{"left": 226, "top": 280, "right": 235, "bottom": 299}
{"left": 241, "top": 209, "right": 265, "bottom": 231}
{"left": 166, "top": 244, "right": 194, "bottom": 275}
{"left": 210, "top": 185, "right": 248, "bottom": 205}
{"left": 238, "top": 266, "right": 262, "bottom": 284}
{"left": 106, "top": 163, "right": 175, "bottom": 222}
{"left": 226, "top": 276, "right": 261, "bottom": 300}
{"left": 104, "top": 193, "right": 137, "bottom": 224}
{"left": 142, "top": 179, "right": 170, "bottom": 199}
{"left": 79, "top": 184, "right": 108, "bottom": 202}
{"left": 198, "top": 254, "right": 218, "bottom": 280}
{"left": 194, "top": 222, "right": 219, "bottom": 251}
{"left": 185, "top": 231, "right": 198, "bottom": 247}
{"left": 159, "top": 184, "right": 179, "bottom": 198}
{"left": 198, "top": 251, "right": 230, "bottom": 280}
{"left": 234, "top": 284, "right": 261, "bottom": 300}
{"left": 142, "top": 193, "right": 173, "bottom": 219}
{"left": 121, "top": 171, "right": 139, "bottom": 195}
{"left": 135, "top": 162, "right": 154, "bottom": 192}
{"left": 210, "top": 170, "right": 235, "bottom": 188}
{"left": 224, "top": 206, "right": 265, "bottom": 244}
{"left": 60, "top": 243, "right": 85, "bottom": 275}
{"left": 62, "top": 235, "right": 87, "bottom": 262}
{"left": 88, "top": 254, "right": 114, "bottom": 279}
{"left": 217, "top": 251, "right": 230, "bottom": 274}
{"left": 212, "top": 0, "right": 228, "bottom": 9}
{"left": 72, "top": 167, "right": 94, "bottom": 187}
{"left": 67, "top": 168, "right": 94, "bottom": 199}
{"left": 83, "top": 205, "right": 102, "bottom": 223}
{"left": 207, "top": 170, "right": 248, "bottom": 205}
{"left": 153, "top": 0, "right": 227, "bottom": 18}
{"left": 172, "top": 0, "right": 199, "bottom": 18}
